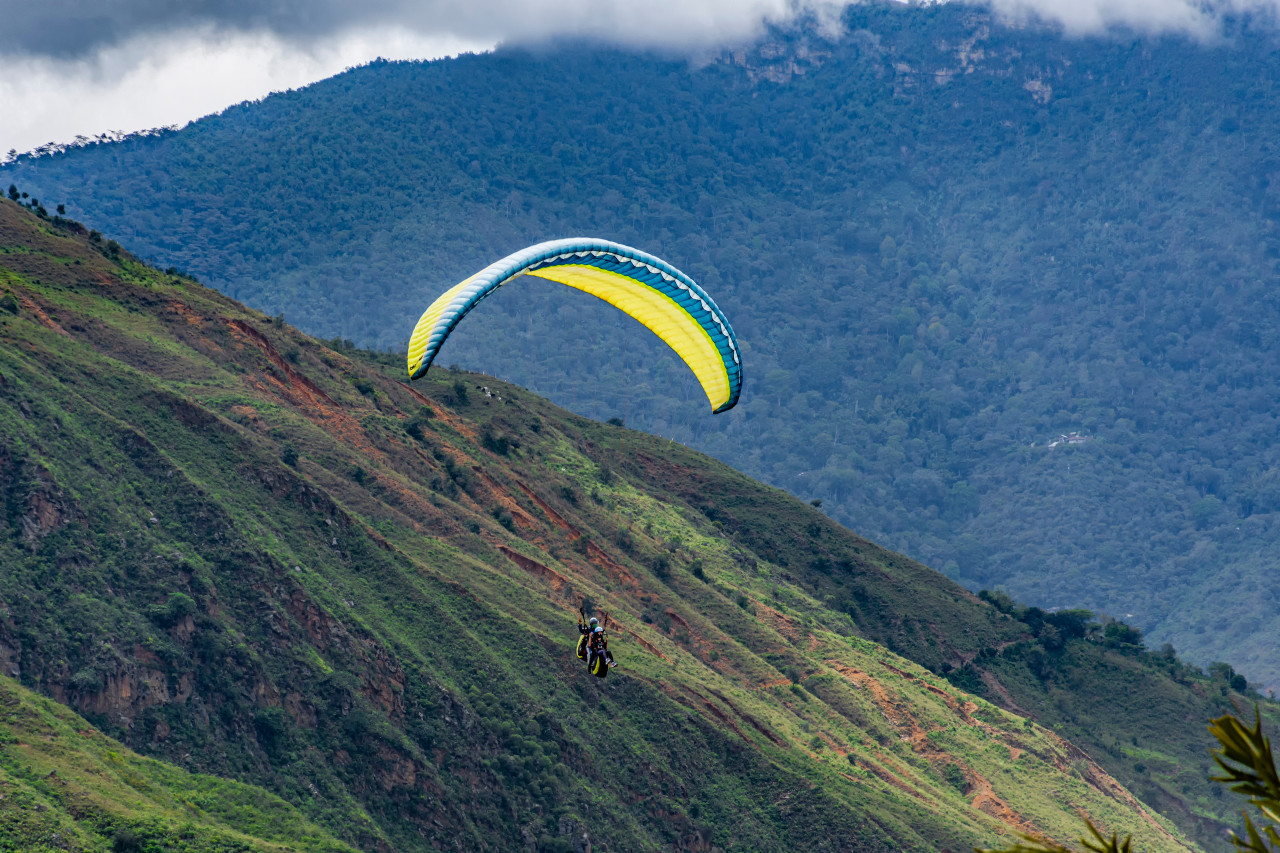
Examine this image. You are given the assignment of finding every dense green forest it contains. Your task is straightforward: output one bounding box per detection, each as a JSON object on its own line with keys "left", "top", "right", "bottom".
{"left": 7, "top": 4, "right": 1280, "bottom": 690}
{"left": 8, "top": 197, "right": 1273, "bottom": 851}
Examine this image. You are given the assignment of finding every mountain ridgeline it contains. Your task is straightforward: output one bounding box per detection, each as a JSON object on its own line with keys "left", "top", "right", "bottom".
{"left": 2, "top": 200, "right": 1277, "bottom": 850}
{"left": 6, "top": 4, "right": 1280, "bottom": 691}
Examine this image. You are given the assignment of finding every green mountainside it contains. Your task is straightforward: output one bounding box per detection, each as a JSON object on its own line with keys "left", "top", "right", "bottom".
{"left": 1, "top": 200, "right": 1274, "bottom": 851}
{"left": 6, "top": 4, "right": 1280, "bottom": 690}
{"left": 0, "top": 674, "right": 356, "bottom": 853}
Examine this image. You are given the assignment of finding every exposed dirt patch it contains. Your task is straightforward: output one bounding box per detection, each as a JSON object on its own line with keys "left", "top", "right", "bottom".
{"left": 665, "top": 609, "right": 691, "bottom": 632}
{"left": 498, "top": 545, "right": 569, "bottom": 593}
{"left": 979, "top": 669, "right": 1029, "bottom": 717}
{"left": 167, "top": 300, "right": 204, "bottom": 328}
{"left": 229, "top": 404, "right": 260, "bottom": 423}
{"left": 583, "top": 540, "right": 642, "bottom": 591}
{"left": 469, "top": 467, "right": 536, "bottom": 530}
{"left": 357, "top": 468, "right": 448, "bottom": 531}
{"left": 397, "top": 382, "right": 475, "bottom": 440}
{"left": 882, "top": 661, "right": 970, "bottom": 719}
{"left": 706, "top": 687, "right": 788, "bottom": 748}
{"left": 689, "top": 690, "right": 756, "bottom": 748}
{"left": 968, "top": 771, "right": 1038, "bottom": 835}
{"left": 816, "top": 731, "right": 848, "bottom": 756}
{"left": 16, "top": 294, "right": 70, "bottom": 337}
{"left": 607, "top": 618, "right": 669, "bottom": 661}
{"left": 825, "top": 661, "right": 910, "bottom": 730}
{"left": 225, "top": 319, "right": 390, "bottom": 461}
{"left": 754, "top": 602, "right": 802, "bottom": 645}
{"left": 862, "top": 756, "right": 930, "bottom": 802}
{"left": 73, "top": 661, "right": 182, "bottom": 725}
{"left": 227, "top": 319, "right": 337, "bottom": 406}
{"left": 515, "top": 481, "right": 580, "bottom": 538}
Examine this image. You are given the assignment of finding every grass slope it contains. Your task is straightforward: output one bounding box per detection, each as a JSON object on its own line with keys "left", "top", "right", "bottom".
{"left": 0, "top": 199, "right": 1252, "bottom": 851}
{"left": 0, "top": 675, "right": 355, "bottom": 853}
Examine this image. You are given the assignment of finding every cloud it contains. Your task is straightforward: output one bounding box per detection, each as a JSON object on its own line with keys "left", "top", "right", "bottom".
{"left": 5, "top": 0, "right": 1279, "bottom": 62}
{"left": 0, "top": 0, "right": 843, "bottom": 60}
{"left": 0, "top": 0, "right": 851, "bottom": 157}
{"left": 4, "top": 0, "right": 1280, "bottom": 158}
{"left": 0, "top": 26, "right": 489, "bottom": 158}
{"left": 981, "top": 0, "right": 1280, "bottom": 38}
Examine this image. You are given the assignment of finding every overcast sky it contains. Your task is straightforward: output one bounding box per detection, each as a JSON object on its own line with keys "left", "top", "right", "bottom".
{"left": 2, "top": 0, "right": 1277, "bottom": 159}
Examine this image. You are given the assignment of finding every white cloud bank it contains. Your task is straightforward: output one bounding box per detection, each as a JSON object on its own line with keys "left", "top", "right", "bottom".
{"left": 2, "top": 0, "right": 1279, "bottom": 158}
{"left": 986, "top": 0, "right": 1280, "bottom": 37}
{"left": 1, "top": 0, "right": 836, "bottom": 60}
{"left": 0, "top": 0, "right": 843, "bottom": 157}
{"left": 0, "top": 27, "right": 491, "bottom": 159}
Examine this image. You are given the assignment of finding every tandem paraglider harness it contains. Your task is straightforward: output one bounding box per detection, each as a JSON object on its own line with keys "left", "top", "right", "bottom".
{"left": 577, "top": 605, "right": 616, "bottom": 678}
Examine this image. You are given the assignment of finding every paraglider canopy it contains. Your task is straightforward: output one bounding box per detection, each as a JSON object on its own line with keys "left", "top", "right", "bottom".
{"left": 406, "top": 238, "right": 742, "bottom": 413}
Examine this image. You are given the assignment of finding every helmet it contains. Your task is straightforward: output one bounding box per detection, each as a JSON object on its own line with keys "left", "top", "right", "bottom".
{"left": 588, "top": 617, "right": 599, "bottom": 626}
{"left": 593, "top": 626, "right": 604, "bottom": 634}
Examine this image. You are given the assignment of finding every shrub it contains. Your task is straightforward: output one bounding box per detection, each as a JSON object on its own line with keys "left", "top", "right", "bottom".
{"left": 112, "top": 828, "right": 143, "bottom": 853}
{"left": 481, "top": 428, "right": 510, "bottom": 456}
{"left": 148, "top": 592, "right": 197, "bottom": 627}
{"left": 404, "top": 406, "right": 432, "bottom": 441}
{"left": 652, "top": 555, "right": 671, "bottom": 580}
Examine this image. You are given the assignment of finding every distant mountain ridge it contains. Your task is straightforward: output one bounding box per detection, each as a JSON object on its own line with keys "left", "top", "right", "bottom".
{"left": 6, "top": 3, "right": 1280, "bottom": 695}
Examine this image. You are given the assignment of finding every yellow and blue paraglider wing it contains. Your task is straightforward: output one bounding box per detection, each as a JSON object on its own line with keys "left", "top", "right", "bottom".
{"left": 405, "top": 238, "right": 742, "bottom": 413}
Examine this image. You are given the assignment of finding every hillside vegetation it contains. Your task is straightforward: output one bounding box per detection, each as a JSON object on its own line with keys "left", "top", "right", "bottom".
{"left": 3, "top": 200, "right": 1276, "bottom": 850}
{"left": 0, "top": 675, "right": 356, "bottom": 853}
{"left": 6, "top": 4, "right": 1280, "bottom": 690}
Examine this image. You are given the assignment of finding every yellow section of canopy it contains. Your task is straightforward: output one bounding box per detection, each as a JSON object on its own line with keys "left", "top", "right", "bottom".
{"left": 522, "top": 264, "right": 732, "bottom": 412}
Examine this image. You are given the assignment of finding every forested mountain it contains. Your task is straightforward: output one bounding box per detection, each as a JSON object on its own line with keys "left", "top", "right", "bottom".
{"left": 8, "top": 198, "right": 1272, "bottom": 851}
{"left": 6, "top": 3, "right": 1280, "bottom": 691}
